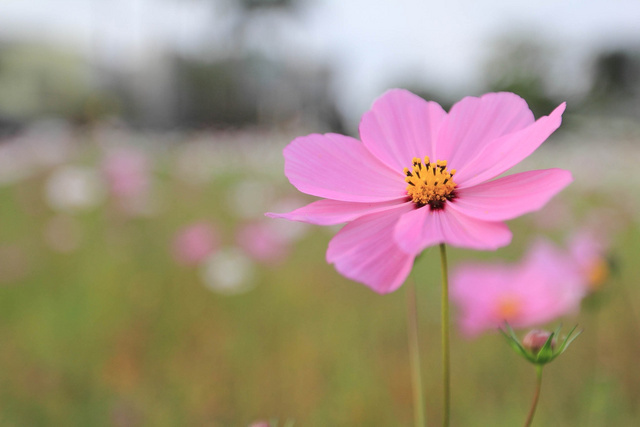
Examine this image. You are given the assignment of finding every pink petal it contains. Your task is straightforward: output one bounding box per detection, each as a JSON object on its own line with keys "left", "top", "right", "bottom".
{"left": 359, "top": 89, "right": 447, "bottom": 171}
{"left": 284, "top": 133, "right": 405, "bottom": 202}
{"left": 326, "top": 203, "right": 415, "bottom": 294}
{"left": 450, "top": 169, "right": 573, "bottom": 221}
{"left": 514, "top": 241, "right": 585, "bottom": 322}
{"left": 266, "top": 198, "right": 405, "bottom": 226}
{"left": 451, "top": 239, "right": 585, "bottom": 337}
{"left": 394, "top": 206, "right": 512, "bottom": 255}
{"left": 454, "top": 103, "right": 566, "bottom": 187}
{"left": 451, "top": 264, "right": 517, "bottom": 336}
{"left": 436, "top": 92, "right": 535, "bottom": 172}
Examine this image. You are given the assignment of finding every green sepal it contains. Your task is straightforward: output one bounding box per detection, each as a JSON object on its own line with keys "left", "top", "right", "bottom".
{"left": 500, "top": 322, "right": 582, "bottom": 366}
{"left": 534, "top": 332, "right": 557, "bottom": 364}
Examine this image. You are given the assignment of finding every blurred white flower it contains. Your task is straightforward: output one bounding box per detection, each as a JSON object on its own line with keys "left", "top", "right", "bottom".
{"left": 200, "top": 248, "right": 255, "bottom": 295}
{"left": 45, "top": 166, "right": 106, "bottom": 213}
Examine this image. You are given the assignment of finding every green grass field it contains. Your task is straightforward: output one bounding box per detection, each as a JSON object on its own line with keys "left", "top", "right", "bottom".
{"left": 0, "top": 124, "right": 638, "bottom": 426}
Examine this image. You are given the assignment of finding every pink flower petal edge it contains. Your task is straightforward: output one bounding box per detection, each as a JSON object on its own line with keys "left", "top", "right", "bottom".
{"left": 359, "top": 89, "right": 448, "bottom": 171}
{"left": 284, "top": 133, "right": 405, "bottom": 202}
{"left": 435, "top": 92, "right": 535, "bottom": 171}
{"left": 266, "top": 198, "right": 405, "bottom": 226}
{"left": 451, "top": 169, "right": 573, "bottom": 221}
{"left": 326, "top": 204, "right": 415, "bottom": 294}
{"left": 393, "top": 206, "right": 512, "bottom": 255}
{"left": 454, "top": 103, "right": 566, "bottom": 187}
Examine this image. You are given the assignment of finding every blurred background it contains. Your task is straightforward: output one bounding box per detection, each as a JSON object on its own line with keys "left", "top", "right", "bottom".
{"left": 0, "top": 0, "right": 639, "bottom": 425}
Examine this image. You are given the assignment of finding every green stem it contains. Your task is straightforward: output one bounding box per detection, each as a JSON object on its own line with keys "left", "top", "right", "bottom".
{"left": 524, "top": 365, "right": 544, "bottom": 427}
{"left": 439, "top": 244, "right": 450, "bottom": 427}
{"left": 407, "top": 279, "right": 427, "bottom": 427}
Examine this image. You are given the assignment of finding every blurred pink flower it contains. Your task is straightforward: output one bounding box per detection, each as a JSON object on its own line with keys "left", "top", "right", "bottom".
{"left": 268, "top": 89, "right": 571, "bottom": 293}
{"left": 102, "top": 148, "right": 151, "bottom": 200}
{"left": 237, "top": 222, "right": 289, "bottom": 266}
{"left": 568, "top": 231, "right": 610, "bottom": 292}
{"left": 172, "top": 222, "right": 219, "bottom": 266}
{"left": 451, "top": 240, "right": 586, "bottom": 337}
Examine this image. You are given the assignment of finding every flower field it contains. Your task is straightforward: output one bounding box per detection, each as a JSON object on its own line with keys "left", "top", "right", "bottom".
{"left": 0, "top": 119, "right": 639, "bottom": 426}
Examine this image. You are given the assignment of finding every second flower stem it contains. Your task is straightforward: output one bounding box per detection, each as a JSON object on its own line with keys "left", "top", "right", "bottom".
{"left": 407, "top": 278, "right": 426, "bottom": 427}
{"left": 524, "top": 365, "right": 544, "bottom": 427}
{"left": 439, "top": 243, "right": 450, "bottom": 427}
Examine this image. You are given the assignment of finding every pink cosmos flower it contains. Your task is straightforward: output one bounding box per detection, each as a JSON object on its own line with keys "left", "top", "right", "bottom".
{"left": 102, "top": 148, "right": 151, "bottom": 199}
{"left": 451, "top": 240, "right": 586, "bottom": 337}
{"left": 568, "top": 230, "right": 610, "bottom": 292}
{"left": 237, "top": 222, "right": 290, "bottom": 266}
{"left": 172, "top": 222, "right": 219, "bottom": 266}
{"left": 267, "top": 90, "right": 572, "bottom": 293}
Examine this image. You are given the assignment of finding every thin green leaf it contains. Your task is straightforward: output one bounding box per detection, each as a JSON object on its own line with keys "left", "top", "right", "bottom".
{"left": 558, "top": 328, "right": 583, "bottom": 355}
{"left": 555, "top": 324, "right": 580, "bottom": 354}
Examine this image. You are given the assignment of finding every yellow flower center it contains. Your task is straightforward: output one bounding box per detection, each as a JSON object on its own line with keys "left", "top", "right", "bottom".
{"left": 495, "top": 295, "right": 522, "bottom": 321}
{"left": 587, "top": 258, "right": 609, "bottom": 291}
{"left": 404, "top": 156, "right": 457, "bottom": 209}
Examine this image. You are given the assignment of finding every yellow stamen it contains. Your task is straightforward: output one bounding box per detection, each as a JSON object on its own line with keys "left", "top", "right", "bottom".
{"left": 587, "top": 258, "right": 609, "bottom": 291}
{"left": 495, "top": 295, "right": 522, "bottom": 321}
{"left": 404, "top": 156, "right": 457, "bottom": 209}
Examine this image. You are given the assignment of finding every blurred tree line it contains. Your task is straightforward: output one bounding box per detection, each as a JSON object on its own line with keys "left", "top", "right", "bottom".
{"left": 1, "top": 7, "right": 640, "bottom": 134}
{"left": 0, "top": 0, "right": 345, "bottom": 134}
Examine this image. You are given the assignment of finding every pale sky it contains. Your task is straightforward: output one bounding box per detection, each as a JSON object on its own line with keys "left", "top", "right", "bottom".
{"left": 1, "top": 0, "right": 639, "bottom": 121}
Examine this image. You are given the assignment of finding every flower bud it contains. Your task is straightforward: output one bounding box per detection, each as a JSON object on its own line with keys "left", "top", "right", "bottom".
{"left": 522, "top": 330, "right": 556, "bottom": 354}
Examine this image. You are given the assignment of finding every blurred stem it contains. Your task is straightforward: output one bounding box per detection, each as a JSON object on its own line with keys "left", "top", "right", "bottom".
{"left": 524, "top": 365, "right": 544, "bottom": 427}
{"left": 439, "top": 243, "right": 450, "bottom": 427}
{"left": 407, "top": 279, "right": 427, "bottom": 427}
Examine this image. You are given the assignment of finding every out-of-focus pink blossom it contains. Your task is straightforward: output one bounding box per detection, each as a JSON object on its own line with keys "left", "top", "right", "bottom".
{"left": 102, "top": 148, "right": 151, "bottom": 200}
{"left": 568, "top": 231, "right": 610, "bottom": 292}
{"left": 451, "top": 240, "right": 586, "bottom": 337}
{"left": 237, "top": 222, "right": 289, "bottom": 266}
{"left": 102, "top": 148, "right": 158, "bottom": 216}
{"left": 172, "top": 222, "right": 219, "bottom": 266}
